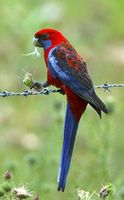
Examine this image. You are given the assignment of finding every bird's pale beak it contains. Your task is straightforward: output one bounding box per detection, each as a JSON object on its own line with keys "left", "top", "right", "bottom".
{"left": 33, "top": 37, "right": 43, "bottom": 47}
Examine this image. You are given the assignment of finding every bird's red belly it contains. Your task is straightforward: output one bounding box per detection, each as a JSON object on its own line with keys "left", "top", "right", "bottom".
{"left": 65, "top": 87, "right": 88, "bottom": 120}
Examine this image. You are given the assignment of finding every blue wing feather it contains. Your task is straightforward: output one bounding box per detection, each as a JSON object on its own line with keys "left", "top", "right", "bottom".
{"left": 48, "top": 47, "right": 92, "bottom": 92}
{"left": 48, "top": 46, "right": 108, "bottom": 114}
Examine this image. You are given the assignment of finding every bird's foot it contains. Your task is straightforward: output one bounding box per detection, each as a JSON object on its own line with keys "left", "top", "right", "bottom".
{"left": 57, "top": 89, "right": 65, "bottom": 95}
{"left": 30, "top": 81, "right": 49, "bottom": 92}
{"left": 30, "top": 81, "right": 43, "bottom": 91}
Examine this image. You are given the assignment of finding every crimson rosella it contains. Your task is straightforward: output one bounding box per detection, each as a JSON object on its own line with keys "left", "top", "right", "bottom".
{"left": 33, "top": 28, "right": 108, "bottom": 191}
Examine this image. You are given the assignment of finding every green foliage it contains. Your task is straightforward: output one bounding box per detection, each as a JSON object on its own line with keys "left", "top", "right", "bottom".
{"left": 0, "top": 0, "right": 124, "bottom": 199}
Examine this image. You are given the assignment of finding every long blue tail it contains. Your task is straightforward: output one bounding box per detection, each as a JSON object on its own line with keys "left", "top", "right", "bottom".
{"left": 57, "top": 102, "right": 79, "bottom": 191}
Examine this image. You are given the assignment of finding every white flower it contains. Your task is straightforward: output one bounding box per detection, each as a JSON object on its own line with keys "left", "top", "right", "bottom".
{"left": 77, "top": 188, "right": 90, "bottom": 200}
{"left": 12, "top": 186, "right": 32, "bottom": 199}
{"left": 76, "top": 188, "right": 98, "bottom": 200}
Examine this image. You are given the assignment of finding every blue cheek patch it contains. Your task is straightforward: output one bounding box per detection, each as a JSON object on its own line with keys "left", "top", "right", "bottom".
{"left": 43, "top": 39, "right": 52, "bottom": 49}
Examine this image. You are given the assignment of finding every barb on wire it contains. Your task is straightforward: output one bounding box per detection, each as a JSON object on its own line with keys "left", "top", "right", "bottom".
{"left": 0, "top": 83, "right": 124, "bottom": 98}
{"left": 95, "top": 82, "right": 124, "bottom": 90}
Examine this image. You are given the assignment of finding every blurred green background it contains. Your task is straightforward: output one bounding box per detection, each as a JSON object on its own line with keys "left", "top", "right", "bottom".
{"left": 0, "top": 0, "right": 124, "bottom": 199}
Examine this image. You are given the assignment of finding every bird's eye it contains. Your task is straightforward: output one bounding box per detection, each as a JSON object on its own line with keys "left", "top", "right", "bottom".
{"left": 41, "top": 33, "right": 49, "bottom": 40}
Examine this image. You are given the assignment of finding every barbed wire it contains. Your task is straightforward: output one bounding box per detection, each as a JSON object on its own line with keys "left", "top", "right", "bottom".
{"left": 95, "top": 83, "right": 124, "bottom": 90}
{"left": 0, "top": 83, "right": 124, "bottom": 98}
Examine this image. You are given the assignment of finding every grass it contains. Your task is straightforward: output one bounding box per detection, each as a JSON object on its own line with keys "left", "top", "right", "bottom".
{"left": 0, "top": 0, "right": 124, "bottom": 199}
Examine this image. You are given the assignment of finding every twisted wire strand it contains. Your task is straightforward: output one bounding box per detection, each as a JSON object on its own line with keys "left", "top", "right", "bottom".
{"left": 0, "top": 83, "right": 124, "bottom": 98}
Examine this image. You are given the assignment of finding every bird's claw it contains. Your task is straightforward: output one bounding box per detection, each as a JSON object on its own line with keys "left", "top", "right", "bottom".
{"left": 30, "top": 81, "right": 43, "bottom": 91}
{"left": 57, "top": 89, "right": 65, "bottom": 95}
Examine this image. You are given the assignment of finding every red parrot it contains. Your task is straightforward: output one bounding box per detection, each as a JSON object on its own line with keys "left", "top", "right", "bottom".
{"left": 33, "top": 28, "right": 108, "bottom": 191}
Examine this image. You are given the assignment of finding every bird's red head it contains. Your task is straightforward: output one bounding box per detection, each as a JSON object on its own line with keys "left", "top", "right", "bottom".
{"left": 33, "top": 28, "right": 67, "bottom": 50}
